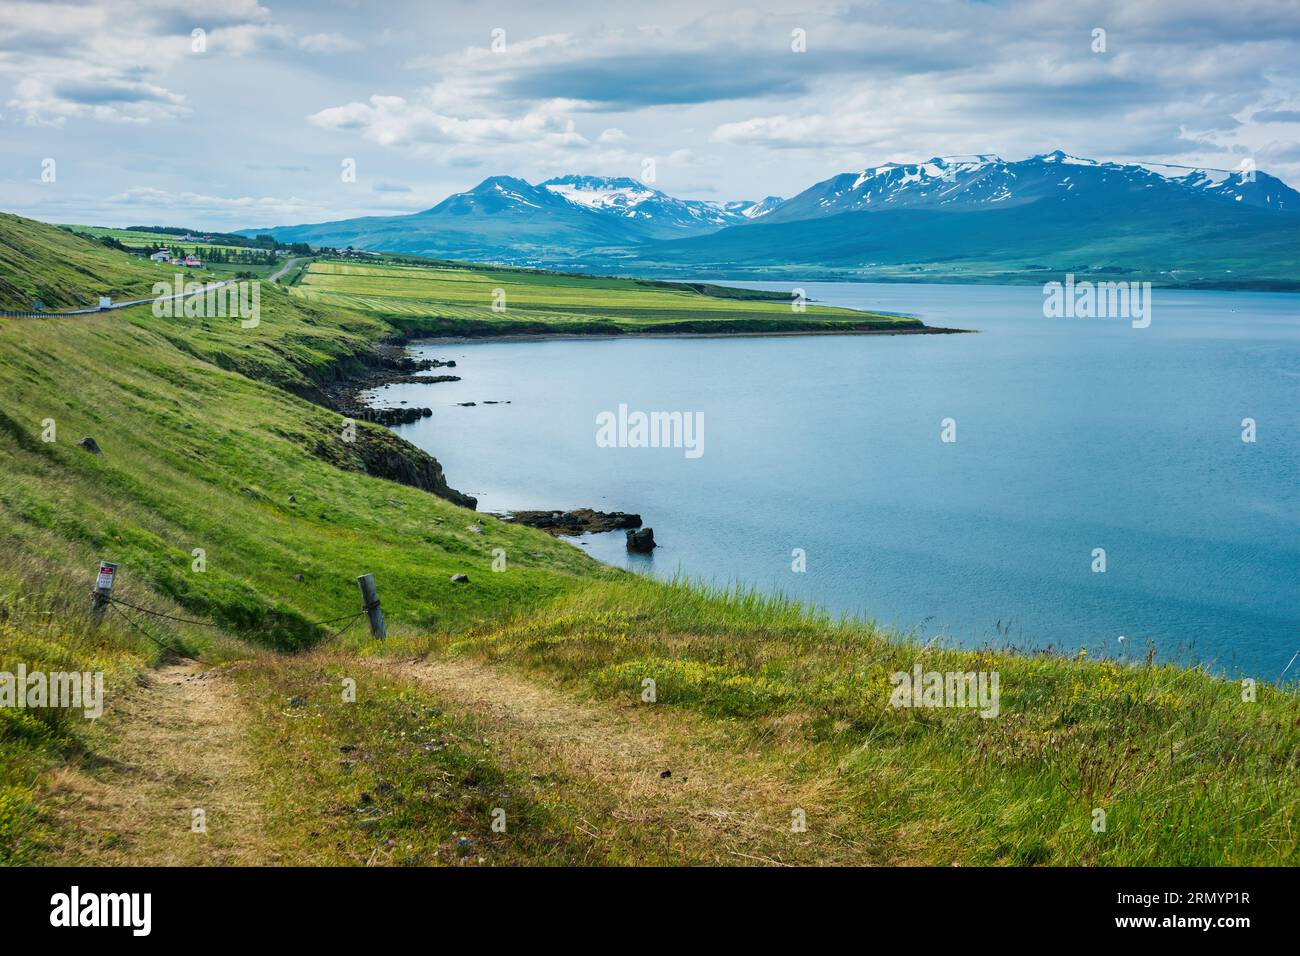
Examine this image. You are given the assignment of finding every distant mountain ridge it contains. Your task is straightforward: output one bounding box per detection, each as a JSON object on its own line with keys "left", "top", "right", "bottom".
{"left": 762, "top": 151, "right": 1295, "bottom": 223}
{"left": 241, "top": 151, "right": 1300, "bottom": 287}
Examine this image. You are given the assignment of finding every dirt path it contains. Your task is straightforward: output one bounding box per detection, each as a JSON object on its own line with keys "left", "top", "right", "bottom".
{"left": 377, "top": 656, "right": 869, "bottom": 865}
{"left": 48, "top": 663, "right": 274, "bottom": 865}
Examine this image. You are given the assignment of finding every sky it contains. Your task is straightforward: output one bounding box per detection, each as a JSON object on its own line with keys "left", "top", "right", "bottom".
{"left": 1, "top": 0, "right": 1299, "bottom": 230}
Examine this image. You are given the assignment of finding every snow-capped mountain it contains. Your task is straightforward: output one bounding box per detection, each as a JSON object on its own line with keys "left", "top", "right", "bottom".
{"left": 538, "top": 175, "right": 756, "bottom": 236}
{"left": 429, "top": 175, "right": 575, "bottom": 216}
{"left": 734, "top": 195, "right": 786, "bottom": 219}
{"left": 762, "top": 150, "right": 1297, "bottom": 223}
{"left": 242, "top": 150, "right": 1297, "bottom": 285}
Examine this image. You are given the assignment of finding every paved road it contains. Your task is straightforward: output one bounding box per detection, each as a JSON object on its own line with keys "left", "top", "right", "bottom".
{"left": 0, "top": 279, "right": 234, "bottom": 318}
{"left": 268, "top": 256, "right": 306, "bottom": 283}
{"left": 0, "top": 256, "right": 310, "bottom": 318}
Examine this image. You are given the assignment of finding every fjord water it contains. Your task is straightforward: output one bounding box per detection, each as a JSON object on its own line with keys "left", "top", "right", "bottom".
{"left": 372, "top": 283, "right": 1300, "bottom": 678}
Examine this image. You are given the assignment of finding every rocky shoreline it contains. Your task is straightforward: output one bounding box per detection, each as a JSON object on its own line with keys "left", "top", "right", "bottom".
{"left": 306, "top": 341, "right": 476, "bottom": 509}
{"left": 320, "top": 342, "right": 459, "bottom": 424}
{"left": 323, "top": 340, "right": 634, "bottom": 529}
{"left": 496, "top": 508, "right": 643, "bottom": 536}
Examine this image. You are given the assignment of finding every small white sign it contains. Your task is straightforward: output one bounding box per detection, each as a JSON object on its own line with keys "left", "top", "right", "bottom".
{"left": 96, "top": 564, "right": 116, "bottom": 590}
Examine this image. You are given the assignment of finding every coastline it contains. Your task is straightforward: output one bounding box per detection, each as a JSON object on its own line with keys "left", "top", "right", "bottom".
{"left": 331, "top": 319, "right": 973, "bottom": 416}
{"left": 320, "top": 293, "right": 974, "bottom": 528}
{"left": 405, "top": 324, "right": 974, "bottom": 346}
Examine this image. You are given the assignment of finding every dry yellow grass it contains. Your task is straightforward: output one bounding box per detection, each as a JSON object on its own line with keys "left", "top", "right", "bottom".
{"left": 47, "top": 663, "right": 274, "bottom": 865}
{"left": 376, "top": 655, "right": 870, "bottom": 865}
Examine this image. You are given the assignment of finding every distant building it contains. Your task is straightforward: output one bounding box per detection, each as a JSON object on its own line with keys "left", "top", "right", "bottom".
{"left": 98, "top": 296, "right": 112, "bottom": 310}
{"left": 150, "top": 250, "right": 170, "bottom": 261}
{"left": 183, "top": 254, "right": 202, "bottom": 267}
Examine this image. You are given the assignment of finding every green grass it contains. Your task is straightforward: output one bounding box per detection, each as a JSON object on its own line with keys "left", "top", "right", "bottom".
{"left": 422, "top": 575, "right": 1300, "bottom": 865}
{"left": 1, "top": 211, "right": 1296, "bottom": 866}
{"left": 0, "top": 544, "right": 207, "bottom": 864}
{"left": 235, "top": 657, "right": 622, "bottom": 865}
{"left": 292, "top": 259, "right": 925, "bottom": 335}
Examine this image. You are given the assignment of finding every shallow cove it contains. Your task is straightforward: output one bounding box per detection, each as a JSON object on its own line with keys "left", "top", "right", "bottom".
{"left": 368, "top": 281, "right": 1300, "bottom": 679}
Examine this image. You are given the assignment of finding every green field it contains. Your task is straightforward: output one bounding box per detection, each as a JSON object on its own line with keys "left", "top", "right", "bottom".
{"left": 1, "top": 212, "right": 1296, "bottom": 867}
{"left": 56, "top": 224, "right": 288, "bottom": 281}
{"left": 292, "top": 259, "right": 925, "bottom": 335}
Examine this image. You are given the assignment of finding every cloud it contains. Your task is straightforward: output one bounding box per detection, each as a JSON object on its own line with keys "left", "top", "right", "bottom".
{"left": 0, "top": 0, "right": 272, "bottom": 123}
{"left": 308, "top": 94, "right": 592, "bottom": 160}
{"left": 1252, "top": 109, "right": 1300, "bottom": 123}
{"left": 10, "top": 74, "right": 189, "bottom": 125}
{"left": 2, "top": 0, "right": 1297, "bottom": 221}
{"left": 105, "top": 186, "right": 324, "bottom": 222}
{"left": 496, "top": 52, "right": 812, "bottom": 107}
{"left": 0, "top": 0, "right": 358, "bottom": 125}
{"left": 297, "top": 32, "right": 363, "bottom": 54}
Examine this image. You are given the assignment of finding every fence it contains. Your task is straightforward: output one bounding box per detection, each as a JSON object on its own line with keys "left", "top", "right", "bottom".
{"left": 88, "top": 559, "right": 386, "bottom": 656}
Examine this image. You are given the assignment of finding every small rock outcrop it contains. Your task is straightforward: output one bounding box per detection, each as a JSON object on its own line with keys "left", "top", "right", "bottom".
{"left": 626, "top": 528, "right": 656, "bottom": 553}
{"left": 77, "top": 437, "right": 102, "bottom": 455}
{"left": 499, "top": 509, "right": 642, "bottom": 536}
{"left": 356, "top": 406, "right": 432, "bottom": 427}
{"left": 311, "top": 425, "right": 476, "bottom": 510}
{"left": 450, "top": 573, "right": 470, "bottom": 584}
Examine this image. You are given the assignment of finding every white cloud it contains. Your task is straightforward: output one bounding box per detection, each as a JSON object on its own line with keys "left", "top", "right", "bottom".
{"left": 308, "top": 93, "right": 593, "bottom": 161}
{"left": 298, "top": 32, "right": 363, "bottom": 54}
{"left": 105, "top": 186, "right": 324, "bottom": 222}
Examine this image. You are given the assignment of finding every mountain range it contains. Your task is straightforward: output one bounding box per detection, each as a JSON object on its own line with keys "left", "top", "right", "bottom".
{"left": 243, "top": 152, "right": 1300, "bottom": 288}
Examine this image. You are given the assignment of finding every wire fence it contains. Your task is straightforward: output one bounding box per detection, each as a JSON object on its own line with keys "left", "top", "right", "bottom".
{"left": 101, "top": 593, "right": 373, "bottom": 655}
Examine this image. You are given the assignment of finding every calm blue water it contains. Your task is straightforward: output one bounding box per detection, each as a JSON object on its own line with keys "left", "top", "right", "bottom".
{"left": 370, "top": 282, "right": 1300, "bottom": 679}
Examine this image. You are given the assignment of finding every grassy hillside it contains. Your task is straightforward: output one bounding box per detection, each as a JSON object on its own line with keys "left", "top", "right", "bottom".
{"left": 1, "top": 213, "right": 1296, "bottom": 866}
{"left": 291, "top": 260, "right": 925, "bottom": 335}
{"left": 0, "top": 213, "right": 165, "bottom": 310}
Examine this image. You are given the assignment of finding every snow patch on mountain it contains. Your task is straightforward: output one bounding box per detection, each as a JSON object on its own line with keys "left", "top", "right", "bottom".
{"left": 538, "top": 175, "right": 762, "bottom": 232}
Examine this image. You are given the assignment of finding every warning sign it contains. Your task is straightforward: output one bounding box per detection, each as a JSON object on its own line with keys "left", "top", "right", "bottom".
{"left": 96, "top": 564, "right": 116, "bottom": 590}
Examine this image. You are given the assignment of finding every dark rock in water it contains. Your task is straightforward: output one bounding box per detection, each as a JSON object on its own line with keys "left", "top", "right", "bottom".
{"left": 500, "top": 508, "right": 642, "bottom": 536}
{"left": 457, "top": 402, "right": 476, "bottom": 407}
{"left": 450, "top": 573, "right": 470, "bottom": 584}
{"left": 77, "top": 437, "right": 102, "bottom": 455}
{"left": 357, "top": 406, "right": 432, "bottom": 426}
{"left": 383, "top": 352, "right": 455, "bottom": 373}
{"left": 626, "top": 528, "right": 656, "bottom": 552}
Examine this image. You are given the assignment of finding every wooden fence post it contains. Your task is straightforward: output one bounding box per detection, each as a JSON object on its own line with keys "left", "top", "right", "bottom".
{"left": 90, "top": 560, "right": 117, "bottom": 625}
{"left": 356, "top": 573, "right": 385, "bottom": 640}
